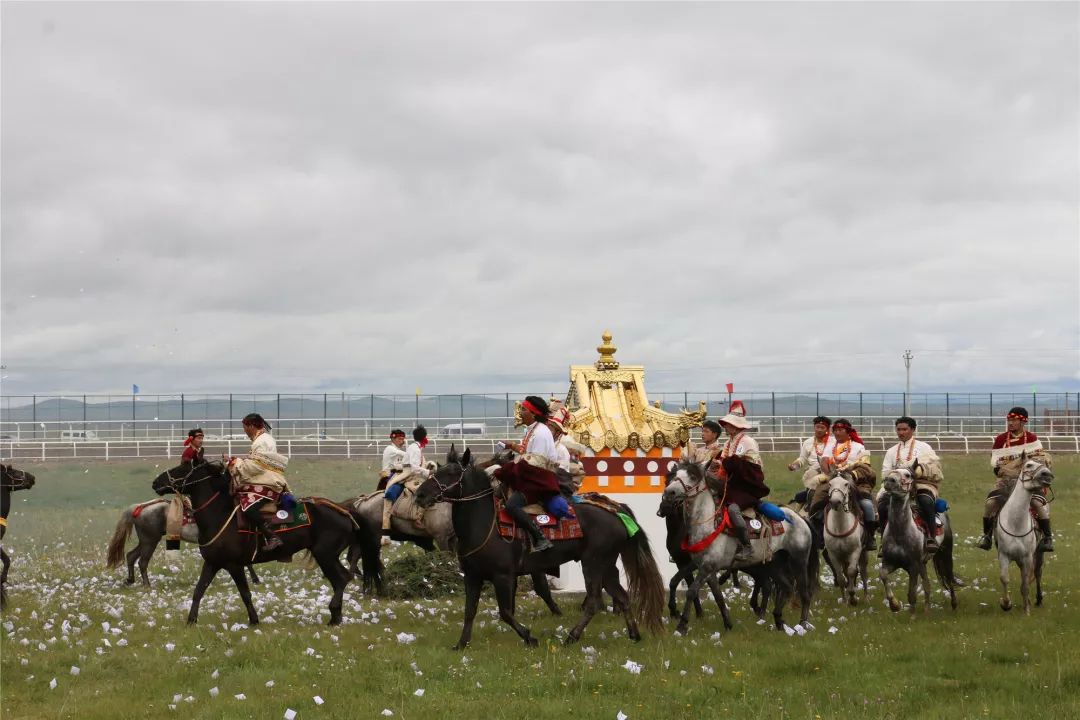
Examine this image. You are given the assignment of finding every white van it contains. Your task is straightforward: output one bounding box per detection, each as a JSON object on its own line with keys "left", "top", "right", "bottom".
{"left": 440, "top": 423, "right": 487, "bottom": 438}
{"left": 60, "top": 430, "right": 99, "bottom": 441}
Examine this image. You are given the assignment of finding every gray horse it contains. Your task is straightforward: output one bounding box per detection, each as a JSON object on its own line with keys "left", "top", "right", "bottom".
{"left": 824, "top": 475, "right": 870, "bottom": 606}
{"left": 659, "top": 459, "right": 817, "bottom": 635}
{"left": 879, "top": 468, "right": 958, "bottom": 612}
{"left": 994, "top": 458, "right": 1053, "bottom": 613}
{"left": 106, "top": 499, "right": 260, "bottom": 586}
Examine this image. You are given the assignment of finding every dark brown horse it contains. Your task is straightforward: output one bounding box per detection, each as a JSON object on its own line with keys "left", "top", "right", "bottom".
{"left": 2, "top": 464, "right": 36, "bottom": 608}
{"left": 414, "top": 447, "right": 665, "bottom": 649}
{"left": 151, "top": 461, "right": 357, "bottom": 626}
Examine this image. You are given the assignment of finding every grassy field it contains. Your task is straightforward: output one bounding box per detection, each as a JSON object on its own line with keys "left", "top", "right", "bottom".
{"left": 1, "top": 454, "right": 1078, "bottom": 719}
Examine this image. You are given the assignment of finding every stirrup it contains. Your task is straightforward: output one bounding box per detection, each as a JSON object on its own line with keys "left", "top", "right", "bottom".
{"left": 263, "top": 534, "right": 283, "bottom": 550}
{"left": 733, "top": 543, "right": 753, "bottom": 562}
{"left": 1038, "top": 536, "right": 1054, "bottom": 553}
{"left": 531, "top": 535, "right": 554, "bottom": 553}
{"left": 975, "top": 534, "right": 993, "bottom": 551}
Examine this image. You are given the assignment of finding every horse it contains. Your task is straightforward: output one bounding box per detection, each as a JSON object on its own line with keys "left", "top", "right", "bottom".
{"left": 659, "top": 459, "right": 817, "bottom": 635}
{"left": 347, "top": 489, "right": 567, "bottom": 615}
{"left": 658, "top": 465, "right": 735, "bottom": 623}
{"left": 105, "top": 498, "right": 260, "bottom": 587}
{"left": 824, "top": 475, "right": 869, "bottom": 606}
{"left": 1, "top": 464, "right": 36, "bottom": 609}
{"left": 151, "top": 461, "right": 357, "bottom": 626}
{"left": 414, "top": 447, "right": 666, "bottom": 649}
{"left": 994, "top": 457, "right": 1053, "bottom": 613}
{"left": 879, "top": 468, "right": 958, "bottom": 613}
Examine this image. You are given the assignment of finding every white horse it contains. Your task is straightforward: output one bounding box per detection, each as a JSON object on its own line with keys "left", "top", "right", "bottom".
{"left": 879, "top": 468, "right": 958, "bottom": 613}
{"left": 824, "top": 476, "right": 869, "bottom": 606}
{"left": 659, "top": 460, "right": 816, "bottom": 635}
{"left": 995, "top": 457, "right": 1053, "bottom": 614}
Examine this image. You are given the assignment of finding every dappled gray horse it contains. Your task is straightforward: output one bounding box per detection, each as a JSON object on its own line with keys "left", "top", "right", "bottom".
{"left": 659, "top": 460, "right": 816, "bottom": 635}
{"left": 879, "top": 468, "right": 958, "bottom": 612}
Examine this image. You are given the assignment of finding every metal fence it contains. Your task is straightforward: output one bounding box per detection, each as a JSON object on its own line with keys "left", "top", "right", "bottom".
{"left": 2, "top": 391, "right": 1078, "bottom": 440}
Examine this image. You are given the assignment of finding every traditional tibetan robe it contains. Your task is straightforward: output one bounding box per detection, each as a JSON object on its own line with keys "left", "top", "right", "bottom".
{"left": 714, "top": 432, "right": 769, "bottom": 507}
{"left": 991, "top": 431, "right": 1050, "bottom": 481}
{"left": 494, "top": 421, "right": 562, "bottom": 504}
{"left": 882, "top": 438, "right": 944, "bottom": 496}
{"left": 791, "top": 435, "right": 836, "bottom": 489}
{"left": 228, "top": 432, "right": 290, "bottom": 511}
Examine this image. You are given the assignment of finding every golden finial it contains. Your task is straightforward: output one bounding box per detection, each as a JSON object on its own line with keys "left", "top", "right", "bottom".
{"left": 595, "top": 330, "right": 620, "bottom": 370}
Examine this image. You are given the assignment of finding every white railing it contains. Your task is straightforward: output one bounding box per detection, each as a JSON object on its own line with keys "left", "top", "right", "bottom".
{"left": 2, "top": 414, "right": 1076, "bottom": 444}
{"left": 3, "top": 434, "right": 1080, "bottom": 463}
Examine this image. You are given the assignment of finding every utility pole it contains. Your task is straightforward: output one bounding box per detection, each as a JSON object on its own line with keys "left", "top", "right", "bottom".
{"left": 903, "top": 350, "right": 913, "bottom": 416}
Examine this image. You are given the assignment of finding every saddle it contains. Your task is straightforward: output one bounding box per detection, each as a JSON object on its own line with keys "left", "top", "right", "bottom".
{"left": 496, "top": 500, "right": 583, "bottom": 542}
{"left": 236, "top": 500, "right": 311, "bottom": 532}
{"left": 911, "top": 510, "right": 945, "bottom": 538}
{"left": 728, "top": 507, "right": 786, "bottom": 540}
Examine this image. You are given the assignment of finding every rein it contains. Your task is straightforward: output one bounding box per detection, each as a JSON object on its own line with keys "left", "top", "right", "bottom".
{"left": 677, "top": 469, "right": 729, "bottom": 553}
{"left": 824, "top": 484, "right": 860, "bottom": 538}
{"left": 429, "top": 466, "right": 499, "bottom": 558}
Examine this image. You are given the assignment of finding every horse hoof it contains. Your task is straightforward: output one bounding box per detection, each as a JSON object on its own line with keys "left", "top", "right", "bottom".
{"left": 1001, "top": 601, "right": 1012, "bottom": 612}
{"left": 550, "top": 608, "right": 563, "bottom": 617}
{"left": 249, "top": 619, "right": 260, "bottom": 626}
{"left": 888, "top": 600, "right": 901, "bottom": 613}
{"left": 848, "top": 596, "right": 858, "bottom": 607}
{"left": 525, "top": 636, "right": 539, "bottom": 648}
{"left": 452, "top": 642, "right": 467, "bottom": 651}
{"left": 327, "top": 618, "right": 341, "bottom": 626}
{"left": 675, "top": 624, "right": 689, "bottom": 636}
{"left": 186, "top": 618, "right": 198, "bottom": 626}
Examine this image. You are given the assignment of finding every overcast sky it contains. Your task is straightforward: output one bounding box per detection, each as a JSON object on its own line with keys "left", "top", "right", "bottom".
{"left": 1, "top": 2, "right": 1077, "bottom": 396}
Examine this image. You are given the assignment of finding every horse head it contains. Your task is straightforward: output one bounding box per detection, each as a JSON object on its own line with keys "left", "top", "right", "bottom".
{"left": 1, "top": 464, "right": 36, "bottom": 491}
{"left": 827, "top": 474, "right": 854, "bottom": 511}
{"left": 415, "top": 445, "right": 474, "bottom": 508}
{"left": 1019, "top": 458, "right": 1053, "bottom": 490}
{"left": 659, "top": 459, "right": 704, "bottom": 517}
{"left": 883, "top": 468, "right": 914, "bottom": 497}
{"left": 152, "top": 461, "right": 226, "bottom": 497}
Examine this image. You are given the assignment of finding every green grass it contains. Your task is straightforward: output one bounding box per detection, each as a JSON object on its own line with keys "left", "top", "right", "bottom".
{"left": 2, "top": 455, "right": 1079, "bottom": 719}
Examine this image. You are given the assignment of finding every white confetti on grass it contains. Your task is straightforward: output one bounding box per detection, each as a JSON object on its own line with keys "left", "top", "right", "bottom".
{"left": 235, "top": 693, "right": 247, "bottom": 701}
{"left": 209, "top": 687, "right": 219, "bottom": 698}
{"left": 49, "top": 678, "right": 57, "bottom": 689}
{"left": 70, "top": 666, "right": 80, "bottom": 676}
{"left": 284, "top": 711, "right": 297, "bottom": 720}
{"left": 622, "top": 660, "right": 643, "bottom": 674}
{"left": 618, "top": 712, "right": 629, "bottom": 720}
{"left": 381, "top": 710, "right": 394, "bottom": 717}
{"left": 395, "top": 632, "right": 416, "bottom": 644}
{"left": 414, "top": 688, "right": 425, "bottom": 697}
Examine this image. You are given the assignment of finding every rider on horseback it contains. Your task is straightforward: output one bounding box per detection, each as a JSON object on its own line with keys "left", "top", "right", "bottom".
{"left": 382, "top": 426, "right": 431, "bottom": 535}
{"left": 708, "top": 401, "right": 769, "bottom": 563}
{"left": 379, "top": 429, "right": 407, "bottom": 491}
{"left": 691, "top": 420, "right": 725, "bottom": 465}
{"left": 226, "top": 413, "right": 290, "bottom": 552}
{"left": 807, "top": 419, "right": 877, "bottom": 551}
{"left": 788, "top": 416, "right": 835, "bottom": 507}
{"left": 879, "top": 416, "right": 944, "bottom": 553}
{"left": 976, "top": 407, "right": 1054, "bottom": 552}
{"left": 181, "top": 428, "right": 205, "bottom": 463}
{"left": 495, "top": 395, "right": 562, "bottom": 553}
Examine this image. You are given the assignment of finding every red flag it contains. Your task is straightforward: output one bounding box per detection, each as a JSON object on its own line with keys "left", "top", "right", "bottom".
{"left": 725, "top": 383, "right": 734, "bottom": 394}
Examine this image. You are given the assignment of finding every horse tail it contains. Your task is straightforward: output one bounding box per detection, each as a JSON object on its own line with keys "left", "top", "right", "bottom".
{"left": 805, "top": 538, "right": 821, "bottom": 599}
{"left": 106, "top": 506, "right": 136, "bottom": 568}
{"left": 620, "top": 526, "right": 666, "bottom": 635}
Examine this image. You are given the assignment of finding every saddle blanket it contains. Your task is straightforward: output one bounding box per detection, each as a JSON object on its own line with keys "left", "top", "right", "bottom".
{"left": 237, "top": 501, "right": 312, "bottom": 533}
{"left": 497, "top": 502, "right": 583, "bottom": 542}
{"left": 912, "top": 512, "right": 946, "bottom": 538}
{"left": 732, "top": 511, "right": 786, "bottom": 540}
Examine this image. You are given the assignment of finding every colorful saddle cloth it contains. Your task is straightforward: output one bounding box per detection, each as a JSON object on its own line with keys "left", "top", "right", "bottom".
{"left": 237, "top": 500, "right": 312, "bottom": 533}
{"left": 496, "top": 500, "right": 583, "bottom": 541}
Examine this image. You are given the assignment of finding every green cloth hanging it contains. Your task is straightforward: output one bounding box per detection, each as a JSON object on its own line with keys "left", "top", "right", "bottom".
{"left": 616, "top": 511, "right": 640, "bottom": 538}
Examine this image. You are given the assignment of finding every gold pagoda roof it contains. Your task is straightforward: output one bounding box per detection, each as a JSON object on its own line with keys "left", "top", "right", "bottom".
{"left": 563, "top": 331, "right": 706, "bottom": 452}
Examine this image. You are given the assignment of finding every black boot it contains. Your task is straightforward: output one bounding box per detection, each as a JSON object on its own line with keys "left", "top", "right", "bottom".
{"left": 808, "top": 502, "right": 826, "bottom": 550}
{"left": 248, "top": 511, "right": 283, "bottom": 551}
{"left": 976, "top": 516, "right": 994, "bottom": 551}
{"left": 507, "top": 503, "right": 553, "bottom": 553}
{"left": 728, "top": 506, "right": 753, "bottom": 563}
{"left": 863, "top": 519, "right": 878, "bottom": 551}
{"left": 1037, "top": 519, "right": 1054, "bottom": 552}
{"left": 916, "top": 494, "right": 939, "bottom": 554}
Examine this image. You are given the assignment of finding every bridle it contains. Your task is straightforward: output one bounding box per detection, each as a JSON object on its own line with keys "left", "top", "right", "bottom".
{"left": 824, "top": 477, "right": 860, "bottom": 538}
{"left": 997, "top": 462, "right": 1052, "bottom": 539}
{"left": 426, "top": 464, "right": 494, "bottom": 504}
{"left": 0, "top": 466, "right": 33, "bottom": 490}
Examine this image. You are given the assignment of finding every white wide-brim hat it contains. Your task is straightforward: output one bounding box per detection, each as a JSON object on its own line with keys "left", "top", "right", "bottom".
{"left": 718, "top": 400, "right": 751, "bottom": 430}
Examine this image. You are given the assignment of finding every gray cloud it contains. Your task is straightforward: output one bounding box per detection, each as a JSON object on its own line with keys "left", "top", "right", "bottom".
{"left": 1, "top": 2, "right": 1077, "bottom": 396}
